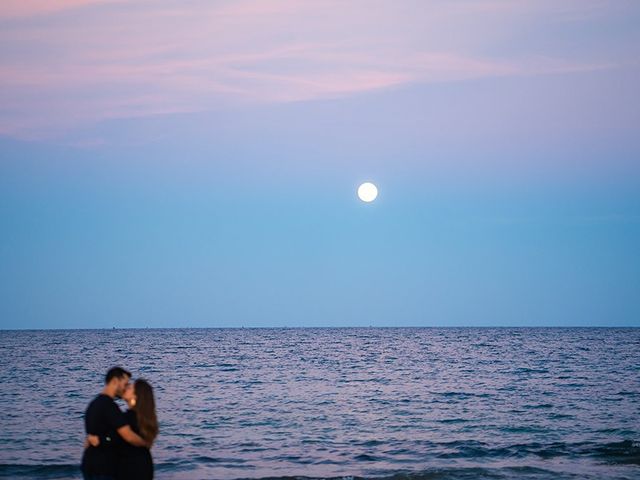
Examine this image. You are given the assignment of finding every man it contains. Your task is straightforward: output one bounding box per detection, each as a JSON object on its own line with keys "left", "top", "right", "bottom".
{"left": 81, "top": 367, "right": 149, "bottom": 480}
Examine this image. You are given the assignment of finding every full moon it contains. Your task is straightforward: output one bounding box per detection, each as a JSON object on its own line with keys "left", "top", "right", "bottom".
{"left": 357, "top": 182, "right": 378, "bottom": 202}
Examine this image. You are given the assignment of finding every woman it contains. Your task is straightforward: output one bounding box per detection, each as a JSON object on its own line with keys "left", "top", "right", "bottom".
{"left": 89, "top": 379, "right": 158, "bottom": 480}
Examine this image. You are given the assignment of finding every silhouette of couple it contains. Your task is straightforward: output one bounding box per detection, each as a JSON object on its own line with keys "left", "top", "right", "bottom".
{"left": 81, "top": 367, "right": 158, "bottom": 480}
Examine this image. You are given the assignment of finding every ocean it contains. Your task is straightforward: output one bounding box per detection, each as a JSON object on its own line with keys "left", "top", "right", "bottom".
{"left": 0, "top": 327, "right": 638, "bottom": 479}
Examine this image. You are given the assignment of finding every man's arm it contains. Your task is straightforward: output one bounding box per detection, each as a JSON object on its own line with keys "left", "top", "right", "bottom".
{"left": 117, "top": 425, "right": 150, "bottom": 448}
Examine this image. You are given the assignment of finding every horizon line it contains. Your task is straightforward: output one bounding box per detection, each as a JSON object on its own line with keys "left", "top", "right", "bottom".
{"left": 1, "top": 325, "right": 638, "bottom": 332}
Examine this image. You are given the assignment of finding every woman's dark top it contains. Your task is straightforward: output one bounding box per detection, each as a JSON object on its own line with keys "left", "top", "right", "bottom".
{"left": 115, "top": 409, "right": 153, "bottom": 480}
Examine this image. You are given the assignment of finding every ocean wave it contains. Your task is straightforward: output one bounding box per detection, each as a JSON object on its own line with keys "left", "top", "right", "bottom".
{"left": 427, "top": 439, "right": 640, "bottom": 463}
{"left": 0, "top": 464, "right": 79, "bottom": 479}
{"left": 2, "top": 441, "right": 638, "bottom": 479}
{"left": 0, "top": 465, "right": 579, "bottom": 480}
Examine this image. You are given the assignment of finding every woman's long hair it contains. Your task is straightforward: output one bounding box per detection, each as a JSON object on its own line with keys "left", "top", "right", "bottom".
{"left": 134, "top": 379, "right": 159, "bottom": 445}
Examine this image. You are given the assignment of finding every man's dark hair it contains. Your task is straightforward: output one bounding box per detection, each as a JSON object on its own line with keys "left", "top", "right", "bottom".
{"left": 105, "top": 366, "right": 131, "bottom": 384}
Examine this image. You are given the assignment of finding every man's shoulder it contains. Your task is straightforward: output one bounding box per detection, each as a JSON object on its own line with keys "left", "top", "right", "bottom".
{"left": 91, "top": 393, "right": 112, "bottom": 403}
{"left": 87, "top": 394, "right": 115, "bottom": 411}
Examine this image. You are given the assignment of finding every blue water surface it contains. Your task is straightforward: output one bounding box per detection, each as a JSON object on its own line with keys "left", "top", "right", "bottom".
{"left": 0, "top": 328, "right": 638, "bottom": 479}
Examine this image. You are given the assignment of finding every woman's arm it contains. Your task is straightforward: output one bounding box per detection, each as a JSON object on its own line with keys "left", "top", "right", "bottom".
{"left": 117, "top": 425, "right": 151, "bottom": 448}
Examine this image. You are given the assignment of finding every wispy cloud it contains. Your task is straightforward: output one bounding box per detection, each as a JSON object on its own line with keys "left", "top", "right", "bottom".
{"left": 0, "top": 0, "right": 126, "bottom": 18}
{"left": 0, "top": 0, "right": 629, "bottom": 140}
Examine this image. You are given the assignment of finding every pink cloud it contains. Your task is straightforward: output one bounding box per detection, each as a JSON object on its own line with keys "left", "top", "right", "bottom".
{"left": 0, "top": 0, "right": 123, "bottom": 18}
{"left": 0, "top": 0, "right": 622, "bottom": 140}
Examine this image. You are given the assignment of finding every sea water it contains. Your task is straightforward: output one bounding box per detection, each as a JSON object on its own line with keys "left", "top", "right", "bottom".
{"left": 0, "top": 327, "right": 638, "bottom": 479}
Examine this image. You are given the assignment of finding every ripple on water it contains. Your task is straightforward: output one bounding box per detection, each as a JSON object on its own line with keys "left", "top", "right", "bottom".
{"left": 0, "top": 327, "right": 639, "bottom": 480}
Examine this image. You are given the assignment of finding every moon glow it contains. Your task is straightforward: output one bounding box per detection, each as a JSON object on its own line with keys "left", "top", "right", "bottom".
{"left": 357, "top": 182, "right": 378, "bottom": 202}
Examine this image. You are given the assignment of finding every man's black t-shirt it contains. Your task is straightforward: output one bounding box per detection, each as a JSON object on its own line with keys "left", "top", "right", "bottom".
{"left": 81, "top": 394, "right": 127, "bottom": 475}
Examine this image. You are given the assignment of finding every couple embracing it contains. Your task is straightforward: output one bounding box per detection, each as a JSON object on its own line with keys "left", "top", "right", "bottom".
{"left": 81, "top": 367, "right": 158, "bottom": 480}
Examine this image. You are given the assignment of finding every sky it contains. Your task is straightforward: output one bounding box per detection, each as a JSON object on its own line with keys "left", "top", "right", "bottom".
{"left": 1, "top": 0, "right": 639, "bottom": 329}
